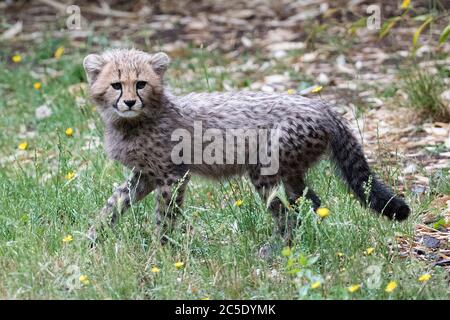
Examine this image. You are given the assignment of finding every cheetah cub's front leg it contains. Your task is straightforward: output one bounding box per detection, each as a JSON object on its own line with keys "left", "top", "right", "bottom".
{"left": 88, "top": 171, "right": 154, "bottom": 241}
{"left": 155, "top": 173, "right": 190, "bottom": 245}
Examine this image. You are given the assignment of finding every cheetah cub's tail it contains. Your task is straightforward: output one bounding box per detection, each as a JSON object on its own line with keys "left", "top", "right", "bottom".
{"left": 329, "top": 116, "right": 410, "bottom": 221}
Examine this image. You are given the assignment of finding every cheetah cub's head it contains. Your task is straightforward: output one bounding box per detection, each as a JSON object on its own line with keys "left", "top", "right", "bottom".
{"left": 83, "top": 48, "right": 170, "bottom": 121}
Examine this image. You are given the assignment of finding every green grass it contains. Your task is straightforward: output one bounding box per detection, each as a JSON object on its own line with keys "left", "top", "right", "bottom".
{"left": 0, "top": 42, "right": 448, "bottom": 300}
{"left": 402, "top": 68, "right": 450, "bottom": 122}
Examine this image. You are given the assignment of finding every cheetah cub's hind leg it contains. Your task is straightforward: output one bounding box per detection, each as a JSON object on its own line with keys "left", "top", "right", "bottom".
{"left": 249, "top": 169, "right": 293, "bottom": 257}
{"left": 250, "top": 168, "right": 322, "bottom": 258}
{"left": 283, "top": 174, "right": 321, "bottom": 211}
{"left": 155, "top": 172, "right": 190, "bottom": 245}
{"left": 88, "top": 171, "right": 154, "bottom": 243}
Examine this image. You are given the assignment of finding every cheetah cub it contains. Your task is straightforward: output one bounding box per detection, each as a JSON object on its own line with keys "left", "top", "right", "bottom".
{"left": 83, "top": 48, "right": 410, "bottom": 245}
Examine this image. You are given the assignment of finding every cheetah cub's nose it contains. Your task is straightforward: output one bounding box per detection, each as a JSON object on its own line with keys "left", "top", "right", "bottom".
{"left": 124, "top": 100, "right": 136, "bottom": 108}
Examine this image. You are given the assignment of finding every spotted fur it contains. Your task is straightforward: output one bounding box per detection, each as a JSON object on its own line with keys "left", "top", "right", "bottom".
{"left": 84, "top": 48, "right": 410, "bottom": 244}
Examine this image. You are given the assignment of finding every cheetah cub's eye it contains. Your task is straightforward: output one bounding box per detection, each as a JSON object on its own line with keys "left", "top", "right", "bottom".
{"left": 111, "top": 83, "right": 122, "bottom": 90}
{"left": 136, "top": 81, "right": 147, "bottom": 89}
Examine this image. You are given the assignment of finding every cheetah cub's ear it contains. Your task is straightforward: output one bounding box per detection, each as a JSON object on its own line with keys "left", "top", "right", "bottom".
{"left": 83, "top": 54, "right": 105, "bottom": 84}
{"left": 150, "top": 52, "right": 170, "bottom": 76}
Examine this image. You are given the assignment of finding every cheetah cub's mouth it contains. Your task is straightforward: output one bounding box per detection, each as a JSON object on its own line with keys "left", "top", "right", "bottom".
{"left": 115, "top": 108, "right": 140, "bottom": 118}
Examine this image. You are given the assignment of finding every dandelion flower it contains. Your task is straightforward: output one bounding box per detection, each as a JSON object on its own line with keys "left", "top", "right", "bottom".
{"left": 287, "top": 89, "right": 295, "bottom": 94}
{"left": 281, "top": 246, "right": 292, "bottom": 257}
{"left": 54, "top": 46, "right": 64, "bottom": 59}
{"left": 365, "top": 247, "right": 375, "bottom": 255}
{"left": 418, "top": 274, "right": 431, "bottom": 282}
{"left": 12, "top": 54, "right": 22, "bottom": 63}
{"left": 316, "top": 207, "right": 330, "bottom": 218}
{"left": 401, "top": 0, "right": 411, "bottom": 9}
{"left": 235, "top": 199, "right": 243, "bottom": 207}
{"left": 33, "top": 82, "right": 42, "bottom": 90}
{"left": 385, "top": 281, "right": 397, "bottom": 293}
{"left": 311, "top": 281, "right": 321, "bottom": 289}
{"left": 65, "top": 171, "right": 75, "bottom": 181}
{"left": 35, "top": 104, "right": 52, "bottom": 120}
{"left": 62, "top": 234, "right": 73, "bottom": 243}
{"left": 337, "top": 252, "right": 344, "bottom": 257}
{"left": 18, "top": 142, "right": 28, "bottom": 150}
{"left": 65, "top": 127, "right": 74, "bottom": 137}
{"left": 174, "top": 261, "right": 184, "bottom": 269}
{"left": 151, "top": 266, "right": 160, "bottom": 273}
{"left": 347, "top": 284, "right": 361, "bottom": 293}
{"left": 79, "top": 274, "right": 90, "bottom": 285}
{"left": 311, "top": 85, "right": 323, "bottom": 93}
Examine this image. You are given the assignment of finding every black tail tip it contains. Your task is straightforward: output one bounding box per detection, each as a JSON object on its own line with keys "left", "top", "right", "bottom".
{"left": 382, "top": 197, "right": 410, "bottom": 221}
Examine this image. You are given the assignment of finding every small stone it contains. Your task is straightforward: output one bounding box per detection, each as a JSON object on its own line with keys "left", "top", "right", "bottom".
{"left": 261, "top": 85, "right": 275, "bottom": 93}
{"left": 317, "top": 73, "right": 330, "bottom": 85}
{"left": 355, "top": 60, "right": 363, "bottom": 70}
{"left": 403, "top": 163, "right": 417, "bottom": 174}
{"left": 422, "top": 235, "right": 440, "bottom": 249}
{"left": 264, "top": 74, "right": 289, "bottom": 84}
{"left": 411, "top": 185, "right": 426, "bottom": 195}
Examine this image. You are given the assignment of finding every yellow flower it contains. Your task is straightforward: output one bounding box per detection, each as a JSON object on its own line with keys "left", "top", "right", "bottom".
{"left": 235, "top": 199, "right": 243, "bottom": 207}
{"left": 316, "top": 207, "right": 330, "bottom": 218}
{"left": 65, "top": 127, "right": 74, "bottom": 137}
{"left": 18, "top": 142, "right": 28, "bottom": 150}
{"left": 65, "top": 171, "right": 75, "bottom": 181}
{"left": 365, "top": 247, "right": 375, "bottom": 255}
{"left": 347, "top": 284, "right": 361, "bottom": 293}
{"left": 201, "top": 297, "right": 210, "bottom": 300}
{"left": 12, "top": 54, "right": 22, "bottom": 63}
{"left": 151, "top": 266, "right": 160, "bottom": 273}
{"left": 79, "top": 274, "right": 90, "bottom": 285}
{"left": 401, "top": 0, "right": 411, "bottom": 9}
{"left": 385, "top": 281, "right": 397, "bottom": 293}
{"left": 287, "top": 89, "right": 295, "bottom": 94}
{"left": 54, "top": 46, "right": 65, "bottom": 59}
{"left": 33, "top": 82, "right": 42, "bottom": 90}
{"left": 418, "top": 273, "right": 431, "bottom": 282}
{"left": 281, "top": 246, "right": 292, "bottom": 257}
{"left": 311, "top": 85, "right": 323, "bottom": 93}
{"left": 310, "top": 281, "right": 321, "bottom": 289}
{"left": 62, "top": 234, "right": 73, "bottom": 243}
{"left": 336, "top": 252, "right": 344, "bottom": 257}
{"left": 174, "top": 261, "right": 184, "bottom": 269}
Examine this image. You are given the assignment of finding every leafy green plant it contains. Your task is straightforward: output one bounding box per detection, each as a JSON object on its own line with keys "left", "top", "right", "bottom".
{"left": 283, "top": 248, "right": 323, "bottom": 299}
{"left": 402, "top": 69, "right": 449, "bottom": 121}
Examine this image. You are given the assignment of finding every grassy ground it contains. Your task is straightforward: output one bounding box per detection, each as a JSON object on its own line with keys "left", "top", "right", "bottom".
{"left": 0, "top": 41, "right": 448, "bottom": 300}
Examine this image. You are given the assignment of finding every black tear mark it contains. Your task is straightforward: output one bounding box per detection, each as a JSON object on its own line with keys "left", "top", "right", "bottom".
{"left": 114, "top": 88, "right": 123, "bottom": 109}
{"left": 136, "top": 86, "right": 144, "bottom": 108}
